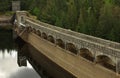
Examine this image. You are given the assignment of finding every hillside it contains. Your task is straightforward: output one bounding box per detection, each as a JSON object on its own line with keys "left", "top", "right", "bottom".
{"left": 0, "top": 0, "right": 120, "bottom": 42}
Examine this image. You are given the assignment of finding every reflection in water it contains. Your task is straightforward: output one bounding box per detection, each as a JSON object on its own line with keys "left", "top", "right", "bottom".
{"left": 0, "top": 28, "right": 14, "bottom": 51}
{"left": 0, "top": 27, "right": 41, "bottom": 78}
{"left": 0, "top": 50, "right": 17, "bottom": 59}
{"left": 9, "top": 67, "right": 40, "bottom": 78}
{"left": 0, "top": 50, "right": 18, "bottom": 78}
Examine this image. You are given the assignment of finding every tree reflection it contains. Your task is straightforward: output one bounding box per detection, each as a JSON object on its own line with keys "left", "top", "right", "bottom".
{"left": 0, "top": 27, "right": 14, "bottom": 51}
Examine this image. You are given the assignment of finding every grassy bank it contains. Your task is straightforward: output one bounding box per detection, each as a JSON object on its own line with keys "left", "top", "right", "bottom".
{"left": 0, "top": 11, "right": 14, "bottom": 16}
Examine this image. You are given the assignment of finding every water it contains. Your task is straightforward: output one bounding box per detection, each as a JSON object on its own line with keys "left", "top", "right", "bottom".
{"left": 0, "top": 27, "right": 41, "bottom": 78}
{"left": 0, "top": 27, "right": 76, "bottom": 78}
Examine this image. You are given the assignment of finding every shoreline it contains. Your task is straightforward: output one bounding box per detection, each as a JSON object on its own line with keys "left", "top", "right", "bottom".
{"left": 0, "top": 15, "right": 12, "bottom": 27}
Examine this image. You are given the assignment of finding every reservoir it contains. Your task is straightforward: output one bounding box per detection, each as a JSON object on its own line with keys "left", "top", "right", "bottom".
{"left": 0, "top": 26, "right": 75, "bottom": 78}
{"left": 0, "top": 27, "right": 41, "bottom": 78}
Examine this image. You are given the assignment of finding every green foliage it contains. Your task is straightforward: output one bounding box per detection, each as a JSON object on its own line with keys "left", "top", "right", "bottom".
{"left": 0, "top": 0, "right": 120, "bottom": 42}
{"left": 31, "top": 7, "right": 40, "bottom": 17}
{"left": 0, "top": 0, "right": 11, "bottom": 11}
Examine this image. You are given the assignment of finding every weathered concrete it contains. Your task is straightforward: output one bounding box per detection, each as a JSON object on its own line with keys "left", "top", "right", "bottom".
{"left": 25, "top": 18, "right": 120, "bottom": 68}
{"left": 12, "top": 1, "right": 20, "bottom": 11}
{"left": 23, "top": 32, "right": 120, "bottom": 78}
{"left": 14, "top": 11, "right": 120, "bottom": 78}
{"left": 27, "top": 44, "right": 76, "bottom": 78}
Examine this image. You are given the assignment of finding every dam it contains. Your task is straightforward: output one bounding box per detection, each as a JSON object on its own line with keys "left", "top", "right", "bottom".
{"left": 13, "top": 11, "right": 120, "bottom": 78}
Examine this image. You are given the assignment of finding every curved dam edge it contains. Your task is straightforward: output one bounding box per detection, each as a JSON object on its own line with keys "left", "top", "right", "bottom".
{"left": 21, "top": 32, "right": 120, "bottom": 78}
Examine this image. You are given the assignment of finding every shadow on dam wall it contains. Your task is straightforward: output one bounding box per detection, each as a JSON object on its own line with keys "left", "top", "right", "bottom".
{"left": 16, "top": 37, "right": 76, "bottom": 78}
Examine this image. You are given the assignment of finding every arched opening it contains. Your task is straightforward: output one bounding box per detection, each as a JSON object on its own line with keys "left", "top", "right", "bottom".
{"left": 32, "top": 28, "right": 36, "bottom": 33}
{"left": 42, "top": 32, "right": 47, "bottom": 39}
{"left": 48, "top": 35, "right": 55, "bottom": 43}
{"left": 36, "top": 30, "right": 41, "bottom": 36}
{"left": 80, "top": 48, "right": 94, "bottom": 61}
{"left": 96, "top": 55, "right": 116, "bottom": 71}
{"left": 66, "top": 43, "right": 77, "bottom": 54}
{"left": 21, "top": 16, "right": 24, "bottom": 23}
{"left": 34, "top": 29, "right": 38, "bottom": 34}
{"left": 28, "top": 27, "right": 32, "bottom": 32}
{"left": 56, "top": 39, "right": 65, "bottom": 49}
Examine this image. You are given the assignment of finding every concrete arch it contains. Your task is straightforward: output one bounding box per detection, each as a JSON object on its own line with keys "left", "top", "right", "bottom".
{"left": 96, "top": 55, "right": 116, "bottom": 71}
{"left": 56, "top": 39, "right": 65, "bottom": 49}
{"left": 42, "top": 32, "right": 47, "bottom": 39}
{"left": 21, "top": 16, "right": 24, "bottom": 23}
{"left": 35, "top": 29, "right": 38, "bottom": 34}
{"left": 48, "top": 35, "right": 55, "bottom": 43}
{"left": 36, "top": 30, "right": 41, "bottom": 36}
{"left": 28, "top": 26, "right": 32, "bottom": 32}
{"left": 80, "top": 48, "right": 94, "bottom": 61}
{"left": 66, "top": 43, "right": 77, "bottom": 54}
{"left": 32, "top": 28, "right": 36, "bottom": 33}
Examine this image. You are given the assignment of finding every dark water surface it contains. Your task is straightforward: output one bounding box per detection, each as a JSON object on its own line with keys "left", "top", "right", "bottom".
{"left": 0, "top": 27, "right": 41, "bottom": 78}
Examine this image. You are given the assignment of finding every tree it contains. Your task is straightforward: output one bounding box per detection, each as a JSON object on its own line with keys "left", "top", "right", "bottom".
{"left": 65, "top": 0, "right": 78, "bottom": 30}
